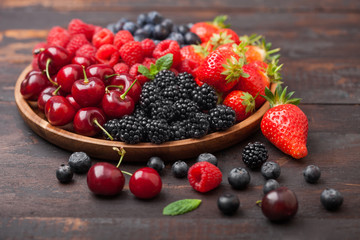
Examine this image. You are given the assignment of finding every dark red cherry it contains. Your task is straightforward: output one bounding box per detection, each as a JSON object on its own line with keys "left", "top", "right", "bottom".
{"left": 261, "top": 187, "right": 298, "bottom": 221}
{"left": 109, "top": 74, "right": 141, "bottom": 103}
{"left": 86, "top": 64, "right": 115, "bottom": 85}
{"left": 72, "top": 56, "right": 92, "bottom": 68}
{"left": 101, "top": 90, "right": 134, "bottom": 119}
{"left": 20, "top": 71, "right": 51, "bottom": 101}
{"left": 66, "top": 94, "right": 81, "bottom": 111}
{"left": 37, "top": 46, "right": 70, "bottom": 75}
{"left": 56, "top": 64, "right": 84, "bottom": 93}
{"left": 129, "top": 167, "right": 162, "bottom": 199}
{"left": 44, "top": 95, "right": 76, "bottom": 126}
{"left": 73, "top": 107, "right": 107, "bottom": 137}
{"left": 37, "top": 86, "right": 64, "bottom": 112}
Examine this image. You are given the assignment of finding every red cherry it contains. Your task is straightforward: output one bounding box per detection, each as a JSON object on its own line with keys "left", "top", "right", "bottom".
{"left": 20, "top": 71, "right": 51, "bottom": 101}
{"left": 87, "top": 162, "right": 125, "bottom": 196}
{"left": 37, "top": 46, "right": 70, "bottom": 75}
{"left": 261, "top": 187, "right": 299, "bottom": 221}
{"left": 86, "top": 64, "right": 115, "bottom": 85}
{"left": 66, "top": 94, "right": 81, "bottom": 111}
{"left": 73, "top": 107, "right": 107, "bottom": 137}
{"left": 129, "top": 167, "right": 162, "bottom": 199}
{"left": 72, "top": 56, "right": 92, "bottom": 68}
{"left": 44, "top": 95, "right": 76, "bottom": 126}
{"left": 37, "top": 86, "right": 64, "bottom": 112}
{"left": 56, "top": 64, "right": 84, "bottom": 93}
{"left": 109, "top": 74, "right": 141, "bottom": 103}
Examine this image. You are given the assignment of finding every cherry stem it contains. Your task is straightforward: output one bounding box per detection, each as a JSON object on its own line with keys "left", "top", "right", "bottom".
{"left": 113, "top": 147, "right": 127, "bottom": 168}
{"left": 82, "top": 66, "right": 89, "bottom": 84}
{"left": 121, "top": 170, "right": 133, "bottom": 176}
{"left": 256, "top": 200, "right": 262, "bottom": 207}
{"left": 45, "top": 58, "right": 58, "bottom": 87}
{"left": 52, "top": 85, "right": 62, "bottom": 96}
{"left": 104, "top": 74, "right": 119, "bottom": 79}
{"left": 33, "top": 48, "right": 45, "bottom": 55}
{"left": 93, "top": 118, "right": 113, "bottom": 141}
{"left": 120, "top": 79, "right": 138, "bottom": 100}
{"left": 105, "top": 85, "right": 124, "bottom": 94}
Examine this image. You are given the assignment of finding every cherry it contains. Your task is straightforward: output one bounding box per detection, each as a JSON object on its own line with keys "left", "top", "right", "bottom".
{"left": 86, "top": 64, "right": 115, "bottom": 85}
{"left": 73, "top": 107, "right": 109, "bottom": 137}
{"left": 20, "top": 70, "right": 51, "bottom": 101}
{"left": 129, "top": 167, "right": 162, "bottom": 199}
{"left": 72, "top": 56, "right": 93, "bottom": 68}
{"left": 44, "top": 95, "right": 76, "bottom": 126}
{"left": 37, "top": 86, "right": 64, "bottom": 112}
{"left": 101, "top": 80, "right": 137, "bottom": 119}
{"left": 260, "top": 187, "right": 298, "bottom": 222}
{"left": 71, "top": 68, "right": 105, "bottom": 107}
{"left": 66, "top": 94, "right": 81, "bottom": 111}
{"left": 109, "top": 74, "right": 142, "bottom": 103}
{"left": 56, "top": 64, "right": 84, "bottom": 93}
{"left": 87, "top": 147, "right": 127, "bottom": 196}
{"left": 37, "top": 46, "right": 70, "bottom": 75}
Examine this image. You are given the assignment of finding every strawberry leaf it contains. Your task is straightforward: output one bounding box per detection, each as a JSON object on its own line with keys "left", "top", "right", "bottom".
{"left": 163, "top": 199, "right": 202, "bottom": 216}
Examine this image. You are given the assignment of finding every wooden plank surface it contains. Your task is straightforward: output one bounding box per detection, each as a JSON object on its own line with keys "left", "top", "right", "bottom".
{"left": 1, "top": 0, "right": 360, "bottom": 239}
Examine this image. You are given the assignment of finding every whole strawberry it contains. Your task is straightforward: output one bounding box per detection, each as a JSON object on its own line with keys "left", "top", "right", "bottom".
{"left": 261, "top": 85, "right": 308, "bottom": 159}
{"left": 223, "top": 90, "right": 255, "bottom": 122}
{"left": 190, "top": 15, "right": 229, "bottom": 43}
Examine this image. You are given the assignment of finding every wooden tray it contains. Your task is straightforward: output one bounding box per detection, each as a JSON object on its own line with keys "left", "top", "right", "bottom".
{"left": 14, "top": 65, "right": 275, "bottom": 162}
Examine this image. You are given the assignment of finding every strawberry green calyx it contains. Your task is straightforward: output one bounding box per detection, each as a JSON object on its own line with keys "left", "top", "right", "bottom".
{"left": 210, "top": 32, "right": 234, "bottom": 51}
{"left": 138, "top": 53, "right": 173, "bottom": 80}
{"left": 241, "top": 92, "right": 256, "bottom": 113}
{"left": 240, "top": 34, "right": 280, "bottom": 61}
{"left": 221, "top": 55, "right": 249, "bottom": 83}
{"left": 239, "top": 34, "right": 263, "bottom": 46}
{"left": 210, "top": 15, "right": 230, "bottom": 29}
{"left": 262, "top": 84, "right": 301, "bottom": 108}
{"left": 192, "top": 44, "right": 210, "bottom": 58}
{"left": 267, "top": 59, "right": 283, "bottom": 83}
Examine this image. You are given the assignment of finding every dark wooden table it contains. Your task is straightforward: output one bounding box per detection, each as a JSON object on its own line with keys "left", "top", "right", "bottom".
{"left": 1, "top": 1, "right": 359, "bottom": 239}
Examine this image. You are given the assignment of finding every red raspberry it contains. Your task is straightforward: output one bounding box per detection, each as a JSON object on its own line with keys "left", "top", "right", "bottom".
{"left": 114, "top": 30, "right": 134, "bottom": 49}
{"left": 92, "top": 28, "right": 114, "bottom": 48}
{"left": 76, "top": 44, "right": 97, "bottom": 62}
{"left": 119, "top": 41, "right": 144, "bottom": 66}
{"left": 188, "top": 161, "right": 222, "bottom": 193}
{"left": 129, "top": 63, "right": 149, "bottom": 86}
{"left": 68, "top": 19, "right": 94, "bottom": 41}
{"left": 47, "top": 26, "right": 70, "bottom": 48}
{"left": 113, "top": 62, "right": 130, "bottom": 74}
{"left": 141, "top": 38, "right": 156, "bottom": 58}
{"left": 178, "top": 59, "right": 200, "bottom": 77}
{"left": 153, "top": 40, "right": 181, "bottom": 68}
{"left": 142, "top": 57, "right": 156, "bottom": 68}
{"left": 66, "top": 34, "right": 90, "bottom": 57}
{"left": 92, "top": 25, "right": 103, "bottom": 35}
{"left": 95, "top": 44, "right": 119, "bottom": 67}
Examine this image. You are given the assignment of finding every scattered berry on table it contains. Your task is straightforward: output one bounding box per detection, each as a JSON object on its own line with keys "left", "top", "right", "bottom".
{"left": 171, "top": 160, "right": 189, "bottom": 178}
{"left": 242, "top": 142, "right": 268, "bottom": 170}
{"left": 68, "top": 152, "right": 92, "bottom": 174}
{"left": 217, "top": 193, "right": 240, "bottom": 215}
{"left": 320, "top": 188, "right": 343, "bottom": 211}
{"left": 196, "top": 153, "right": 218, "bottom": 166}
{"left": 129, "top": 167, "right": 162, "bottom": 199}
{"left": 208, "top": 104, "right": 236, "bottom": 131}
{"left": 303, "top": 165, "right": 321, "bottom": 183}
{"left": 261, "top": 161, "right": 281, "bottom": 180}
{"left": 56, "top": 164, "right": 73, "bottom": 183}
{"left": 263, "top": 179, "right": 280, "bottom": 194}
{"left": 188, "top": 161, "right": 222, "bottom": 193}
{"left": 227, "top": 167, "right": 251, "bottom": 190}
{"left": 147, "top": 156, "right": 165, "bottom": 174}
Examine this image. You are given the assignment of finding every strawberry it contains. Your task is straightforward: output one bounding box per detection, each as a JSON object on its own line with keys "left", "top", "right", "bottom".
{"left": 190, "top": 15, "right": 229, "bottom": 43}
{"left": 223, "top": 90, "right": 255, "bottom": 122}
{"left": 261, "top": 85, "right": 308, "bottom": 159}
{"left": 196, "top": 47, "right": 248, "bottom": 92}
{"left": 240, "top": 34, "right": 280, "bottom": 63}
{"left": 180, "top": 45, "right": 208, "bottom": 64}
{"left": 207, "top": 31, "right": 236, "bottom": 52}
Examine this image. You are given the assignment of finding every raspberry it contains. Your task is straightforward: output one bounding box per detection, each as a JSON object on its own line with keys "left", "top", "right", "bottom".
{"left": 66, "top": 34, "right": 90, "bottom": 57}
{"left": 129, "top": 63, "right": 149, "bottom": 85}
{"left": 188, "top": 161, "right": 222, "bottom": 193}
{"left": 47, "top": 26, "right": 70, "bottom": 48}
{"left": 92, "top": 25, "right": 103, "bottom": 35}
{"left": 114, "top": 30, "right": 134, "bottom": 49}
{"left": 113, "top": 62, "right": 130, "bottom": 74}
{"left": 68, "top": 19, "right": 94, "bottom": 41}
{"left": 141, "top": 38, "right": 156, "bottom": 57}
{"left": 142, "top": 57, "right": 156, "bottom": 68}
{"left": 95, "top": 44, "right": 120, "bottom": 67}
{"left": 153, "top": 40, "right": 181, "bottom": 68}
{"left": 76, "top": 44, "right": 97, "bottom": 62}
{"left": 119, "top": 41, "right": 144, "bottom": 66}
{"left": 92, "top": 28, "right": 114, "bottom": 48}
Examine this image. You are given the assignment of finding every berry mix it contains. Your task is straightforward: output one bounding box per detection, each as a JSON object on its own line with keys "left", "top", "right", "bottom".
{"left": 21, "top": 12, "right": 342, "bottom": 220}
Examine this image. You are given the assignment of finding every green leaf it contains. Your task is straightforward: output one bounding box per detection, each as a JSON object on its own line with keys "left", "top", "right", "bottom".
{"left": 149, "top": 63, "right": 158, "bottom": 75}
{"left": 155, "top": 53, "right": 173, "bottom": 71}
{"left": 163, "top": 199, "right": 202, "bottom": 216}
{"left": 137, "top": 65, "right": 154, "bottom": 80}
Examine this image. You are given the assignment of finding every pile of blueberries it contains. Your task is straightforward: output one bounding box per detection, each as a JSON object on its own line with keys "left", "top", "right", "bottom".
{"left": 106, "top": 11, "right": 201, "bottom": 46}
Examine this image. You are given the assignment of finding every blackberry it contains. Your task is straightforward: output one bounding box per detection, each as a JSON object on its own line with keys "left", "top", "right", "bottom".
{"left": 176, "top": 72, "right": 197, "bottom": 98}
{"left": 116, "top": 115, "right": 144, "bottom": 144}
{"left": 139, "top": 81, "right": 161, "bottom": 111}
{"left": 153, "top": 70, "right": 176, "bottom": 89}
{"left": 192, "top": 83, "right": 218, "bottom": 111}
{"left": 146, "top": 119, "right": 171, "bottom": 144}
{"left": 103, "top": 119, "right": 121, "bottom": 140}
{"left": 68, "top": 152, "right": 92, "bottom": 174}
{"left": 208, "top": 104, "right": 236, "bottom": 131}
{"left": 186, "top": 112, "right": 209, "bottom": 138}
{"left": 160, "top": 84, "right": 182, "bottom": 102}
{"left": 150, "top": 99, "right": 175, "bottom": 121}
{"left": 172, "top": 99, "right": 199, "bottom": 120}
{"left": 169, "top": 120, "right": 187, "bottom": 141}
{"left": 242, "top": 142, "right": 268, "bottom": 169}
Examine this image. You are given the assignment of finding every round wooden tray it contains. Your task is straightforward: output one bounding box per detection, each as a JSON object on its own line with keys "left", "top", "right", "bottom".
{"left": 14, "top": 65, "right": 275, "bottom": 162}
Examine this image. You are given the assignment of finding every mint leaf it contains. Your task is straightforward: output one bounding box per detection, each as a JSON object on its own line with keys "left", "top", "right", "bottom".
{"left": 137, "top": 65, "right": 154, "bottom": 80}
{"left": 149, "top": 63, "right": 158, "bottom": 75}
{"left": 163, "top": 199, "right": 202, "bottom": 216}
{"left": 156, "top": 54, "right": 173, "bottom": 71}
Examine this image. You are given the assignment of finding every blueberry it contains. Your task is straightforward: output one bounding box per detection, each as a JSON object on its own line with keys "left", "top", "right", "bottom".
{"left": 321, "top": 188, "right": 343, "bottom": 211}
{"left": 217, "top": 193, "right": 240, "bottom": 215}
{"left": 56, "top": 164, "right": 73, "bottom": 183}
{"left": 161, "top": 18, "right": 174, "bottom": 31}
{"left": 142, "top": 24, "right": 155, "bottom": 37}
{"left": 196, "top": 153, "right": 218, "bottom": 166}
{"left": 114, "top": 18, "right": 128, "bottom": 32}
{"left": 228, "top": 167, "right": 251, "bottom": 190}
{"left": 168, "top": 32, "right": 184, "bottom": 45}
{"left": 177, "top": 24, "right": 189, "bottom": 35}
{"left": 261, "top": 161, "right": 281, "bottom": 180}
{"left": 153, "top": 24, "right": 170, "bottom": 40}
{"left": 68, "top": 152, "right": 91, "bottom": 174}
{"left": 106, "top": 23, "right": 117, "bottom": 33}
{"left": 171, "top": 160, "right": 189, "bottom": 178}
{"left": 134, "top": 28, "right": 149, "bottom": 40}
{"left": 303, "top": 165, "right": 321, "bottom": 183}
{"left": 263, "top": 179, "right": 280, "bottom": 194}
{"left": 147, "top": 11, "right": 163, "bottom": 25}
{"left": 137, "top": 13, "right": 148, "bottom": 27}
{"left": 122, "top": 21, "right": 138, "bottom": 35}
{"left": 147, "top": 156, "right": 165, "bottom": 174}
{"left": 186, "top": 22, "right": 194, "bottom": 29}
{"left": 184, "top": 32, "right": 201, "bottom": 45}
